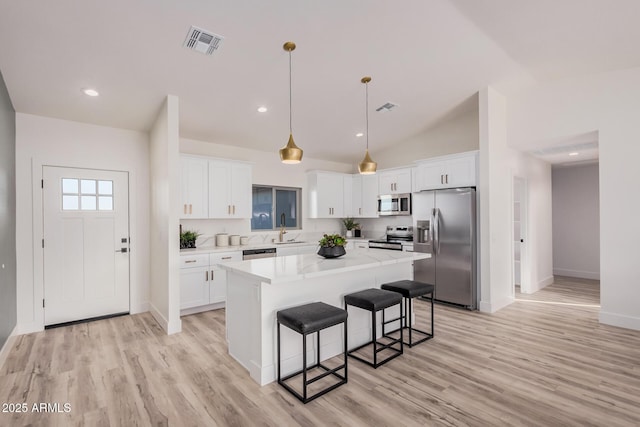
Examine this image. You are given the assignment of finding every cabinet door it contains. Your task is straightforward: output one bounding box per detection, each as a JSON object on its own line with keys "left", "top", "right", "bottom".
{"left": 394, "top": 169, "right": 412, "bottom": 193}
{"left": 209, "top": 268, "right": 226, "bottom": 304}
{"left": 317, "top": 173, "right": 344, "bottom": 217}
{"left": 208, "top": 161, "right": 231, "bottom": 218}
{"left": 378, "top": 173, "right": 396, "bottom": 194}
{"left": 445, "top": 156, "right": 476, "bottom": 187}
{"left": 180, "top": 157, "right": 208, "bottom": 218}
{"left": 361, "top": 174, "right": 379, "bottom": 218}
{"left": 180, "top": 268, "right": 209, "bottom": 309}
{"left": 229, "top": 163, "right": 252, "bottom": 218}
{"left": 419, "top": 162, "right": 446, "bottom": 190}
{"left": 351, "top": 175, "right": 362, "bottom": 217}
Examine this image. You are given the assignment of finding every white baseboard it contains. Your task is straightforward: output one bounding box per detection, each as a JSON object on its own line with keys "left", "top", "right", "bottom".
{"left": 532, "top": 276, "right": 555, "bottom": 293}
{"left": 553, "top": 268, "right": 600, "bottom": 280}
{"left": 599, "top": 311, "right": 640, "bottom": 331}
{"left": 148, "top": 303, "right": 182, "bottom": 335}
{"left": 479, "top": 295, "right": 514, "bottom": 313}
{"left": 0, "top": 326, "right": 18, "bottom": 371}
{"left": 13, "top": 321, "right": 44, "bottom": 336}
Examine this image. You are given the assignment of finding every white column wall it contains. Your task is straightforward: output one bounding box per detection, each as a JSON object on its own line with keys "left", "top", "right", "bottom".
{"left": 14, "top": 114, "right": 150, "bottom": 334}
{"left": 149, "top": 95, "right": 181, "bottom": 334}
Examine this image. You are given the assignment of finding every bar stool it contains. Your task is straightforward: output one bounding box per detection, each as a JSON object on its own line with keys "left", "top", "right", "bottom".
{"left": 343, "top": 288, "right": 403, "bottom": 368}
{"left": 381, "top": 280, "right": 434, "bottom": 347}
{"left": 277, "top": 302, "right": 348, "bottom": 403}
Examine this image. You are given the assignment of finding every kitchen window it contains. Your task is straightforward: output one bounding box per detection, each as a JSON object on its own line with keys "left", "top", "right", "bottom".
{"left": 251, "top": 185, "right": 301, "bottom": 230}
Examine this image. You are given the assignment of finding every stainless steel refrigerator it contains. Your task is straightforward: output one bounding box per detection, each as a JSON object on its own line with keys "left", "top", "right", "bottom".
{"left": 413, "top": 188, "right": 477, "bottom": 309}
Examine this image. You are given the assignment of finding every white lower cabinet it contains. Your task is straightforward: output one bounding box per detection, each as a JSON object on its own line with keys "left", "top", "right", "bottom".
{"left": 180, "top": 251, "right": 241, "bottom": 312}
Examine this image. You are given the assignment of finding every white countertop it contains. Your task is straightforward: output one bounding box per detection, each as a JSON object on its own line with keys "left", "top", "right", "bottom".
{"left": 179, "top": 238, "right": 372, "bottom": 255}
{"left": 218, "top": 249, "right": 430, "bottom": 284}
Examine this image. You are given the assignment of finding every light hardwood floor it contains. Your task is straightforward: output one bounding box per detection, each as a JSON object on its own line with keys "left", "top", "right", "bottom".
{"left": 1, "top": 277, "right": 639, "bottom": 426}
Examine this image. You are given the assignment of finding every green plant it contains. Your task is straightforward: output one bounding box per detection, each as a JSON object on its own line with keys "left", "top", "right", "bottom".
{"left": 180, "top": 229, "right": 201, "bottom": 248}
{"left": 342, "top": 217, "right": 359, "bottom": 231}
{"left": 318, "top": 233, "right": 347, "bottom": 248}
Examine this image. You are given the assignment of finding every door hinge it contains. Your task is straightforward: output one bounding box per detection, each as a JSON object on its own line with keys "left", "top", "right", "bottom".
{"left": 41, "top": 179, "right": 43, "bottom": 189}
{"left": 43, "top": 299, "right": 45, "bottom": 308}
{"left": 42, "top": 239, "right": 44, "bottom": 248}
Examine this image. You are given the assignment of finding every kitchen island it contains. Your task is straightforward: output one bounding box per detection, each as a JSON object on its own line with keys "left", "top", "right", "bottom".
{"left": 218, "top": 249, "right": 430, "bottom": 385}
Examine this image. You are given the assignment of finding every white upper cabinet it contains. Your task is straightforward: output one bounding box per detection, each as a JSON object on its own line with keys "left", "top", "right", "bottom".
{"left": 414, "top": 151, "right": 477, "bottom": 191}
{"left": 351, "top": 174, "right": 379, "bottom": 218}
{"left": 208, "top": 160, "right": 252, "bottom": 219}
{"left": 378, "top": 168, "right": 412, "bottom": 194}
{"left": 180, "top": 157, "right": 208, "bottom": 218}
{"left": 307, "top": 171, "right": 347, "bottom": 218}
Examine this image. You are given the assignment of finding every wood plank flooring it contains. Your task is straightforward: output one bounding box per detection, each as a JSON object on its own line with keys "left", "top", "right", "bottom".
{"left": 1, "top": 277, "right": 640, "bottom": 426}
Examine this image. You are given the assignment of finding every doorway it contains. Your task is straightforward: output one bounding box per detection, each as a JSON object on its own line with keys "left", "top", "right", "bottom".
{"left": 512, "top": 176, "right": 528, "bottom": 295}
{"left": 42, "top": 166, "right": 130, "bottom": 326}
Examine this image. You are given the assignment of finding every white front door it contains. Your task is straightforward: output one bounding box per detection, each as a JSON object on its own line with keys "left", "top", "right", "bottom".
{"left": 43, "top": 166, "right": 130, "bottom": 325}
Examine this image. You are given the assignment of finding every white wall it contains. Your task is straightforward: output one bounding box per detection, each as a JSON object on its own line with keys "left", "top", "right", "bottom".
{"left": 508, "top": 66, "right": 640, "bottom": 330}
{"left": 14, "top": 114, "right": 150, "bottom": 334}
{"left": 149, "top": 96, "right": 181, "bottom": 335}
{"left": 373, "top": 109, "right": 479, "bottom": 169}
{"left": 478, "top": 87, "right": 513, "bottom": 312}
{"left": 180, "top": 138, "right": 354, "bottom": 245}
{"left": 552, "top": 163, "right": 600, "bottom": 280}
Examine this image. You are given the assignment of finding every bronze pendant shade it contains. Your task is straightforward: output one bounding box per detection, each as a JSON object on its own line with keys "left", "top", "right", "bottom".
{"left": 279, "top": 42, "right": 303, "bottom": 164}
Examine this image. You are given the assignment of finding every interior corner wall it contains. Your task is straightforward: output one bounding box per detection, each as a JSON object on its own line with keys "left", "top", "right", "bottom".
{"left": 149, "top": 95, "right": 181, "bottom": 335}
{"left": 478, "top": 87, "right": 513, "bottom": 313}
{"left": 372, "top": 109, "right": 479, "bottom": 169}
{"left": 0, "top": 70, "right": 17, "bottom": 351}
{"left": 507, "top": 66, "right": 640, "bottom": 330}
{"left": 552, "top": 164, "right": 600, "bottom": 280}
{"left": 14, "top": 114, "right": 150, "bottom": 334}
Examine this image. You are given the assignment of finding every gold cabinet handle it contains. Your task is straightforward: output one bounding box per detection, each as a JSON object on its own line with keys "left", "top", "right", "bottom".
{"left": 205, "top": 270, "right": 209, "bottom": 281}
{"left": 189, "top": 204, "right": 193, "bottom": 214}
{"left": 211, "top": 270, "right": 214, "bottom": 280}
{"left": 185, "top": 260, "right": 197, "bottom": 263}
{"left": 221, "top": 256, "right": 232, "bottom": 260}
{"left": 183, "top": 204, "right": 187, "bottom": 214}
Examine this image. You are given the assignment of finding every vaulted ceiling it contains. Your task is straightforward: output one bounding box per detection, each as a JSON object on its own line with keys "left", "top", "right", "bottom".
{"left": 1, "top": 0, "right": 638, "bottom": 163}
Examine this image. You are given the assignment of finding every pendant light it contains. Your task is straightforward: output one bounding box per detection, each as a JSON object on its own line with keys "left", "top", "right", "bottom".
{"left": 279, "top": 41, "right": 303, "bottom": 164}
{"left": 358, "top": 76, "right": 377, "bottom": 174}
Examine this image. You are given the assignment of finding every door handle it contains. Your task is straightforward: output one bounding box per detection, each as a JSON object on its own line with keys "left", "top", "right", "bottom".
{"left": 445, "top": 174, "right": 449, "bottom": 184}
{"left": 205, "top": 270, "right": 209, "bottom": 281}
{"left": 211, "top": 270, "right": 214, "bottom": 280}
{"left": 116, "top": 248, "right": 128, "bottom": 253}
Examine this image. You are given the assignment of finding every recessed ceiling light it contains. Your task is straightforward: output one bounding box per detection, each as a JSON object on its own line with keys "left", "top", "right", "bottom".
{"left": 257, "top": 106, "right": 268, "bottom": 113}
{"left": 569, "top": 152, "right": 579, "bottom": 156}
{"left": 356, "top": 132, "right": 364, "bottom": 137}
{"left": 83, "top": 88, "right": 99, "bottom": 97}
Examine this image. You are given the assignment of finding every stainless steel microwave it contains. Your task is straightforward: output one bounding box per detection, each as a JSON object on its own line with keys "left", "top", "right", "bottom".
{"left": 377, "top": 193, "right": 411, "bottom": 216}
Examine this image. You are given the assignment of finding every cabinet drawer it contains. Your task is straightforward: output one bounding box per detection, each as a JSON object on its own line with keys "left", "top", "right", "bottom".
{"left": 210, "top": 251, "right": 242, "bottom": 264}
{"left": 180, "top": 254, "right": 210, "bottom": 269}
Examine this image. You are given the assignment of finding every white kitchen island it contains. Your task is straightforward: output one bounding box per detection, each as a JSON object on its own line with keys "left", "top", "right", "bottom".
{"left": 218, "top": 249, "right": 430, "bottom": 385}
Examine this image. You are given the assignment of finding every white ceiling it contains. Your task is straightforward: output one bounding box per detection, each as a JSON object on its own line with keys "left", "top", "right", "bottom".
{"left": 1, "top": 0, "right": 639, "bottom": 164}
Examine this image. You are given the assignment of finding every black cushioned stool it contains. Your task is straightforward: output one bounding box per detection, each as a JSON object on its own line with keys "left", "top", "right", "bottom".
{"left": 343, "top": 288, "right": 403, "bottom": 368}
{"left": 277, "top": 302, "right": 348, "bottom": 403}
{"left": 381, "top": 280, "right": 434, "bottom": 347}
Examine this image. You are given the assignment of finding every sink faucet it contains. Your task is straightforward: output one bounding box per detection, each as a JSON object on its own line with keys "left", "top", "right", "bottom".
{"left": 279, "top": 213, "right": 287, "bottom": 242}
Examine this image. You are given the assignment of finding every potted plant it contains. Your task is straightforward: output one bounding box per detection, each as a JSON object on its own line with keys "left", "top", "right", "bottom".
{"left": 342, "top": 217, "right": 359, "bottom": 238}
{"left": 180, "top": 229, "right": 201, "bottom": 249}
{"left": 317, "top": 233, "right": 347, "bottom": 258}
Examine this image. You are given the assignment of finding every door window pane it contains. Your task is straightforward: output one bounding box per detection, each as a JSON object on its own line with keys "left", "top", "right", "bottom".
{"left": 62, "top": 178, "right": 78, "bottom": 193}
{"left": 81, "top": 179, "right": 96, "bottom": 194}
{"left": 98, "top": 180, "right": 113, "bottom": 195}
{"left": 98, "top": 196, "right": 113, "bottom": 210}
{"left": 63, "top": 195, "right": 79, "bottom": 210}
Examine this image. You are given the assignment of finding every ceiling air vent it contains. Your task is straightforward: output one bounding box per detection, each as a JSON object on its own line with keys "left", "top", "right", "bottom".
{"left": 376, "top": 102, "right": 398, "bottom": 112}
{"left": 183, "top": 26, "right": 224, "bottom": 56}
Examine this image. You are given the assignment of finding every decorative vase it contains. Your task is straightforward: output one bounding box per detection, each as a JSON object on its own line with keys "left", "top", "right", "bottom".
{"left": 346, "top": 230, "right": 353, "bottom": 238}
{"left": 317, "top": 245, "right": 346, "bottom": 259}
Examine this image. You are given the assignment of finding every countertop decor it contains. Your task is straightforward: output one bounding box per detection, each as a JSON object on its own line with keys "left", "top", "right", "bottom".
{"left": 317, "top": 234, "right": 347, "bottom": 258}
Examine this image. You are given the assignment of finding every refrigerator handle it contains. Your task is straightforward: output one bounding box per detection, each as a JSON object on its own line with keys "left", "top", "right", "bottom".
{"left": 434, "top": 207, "right": 441, "bottom": 254}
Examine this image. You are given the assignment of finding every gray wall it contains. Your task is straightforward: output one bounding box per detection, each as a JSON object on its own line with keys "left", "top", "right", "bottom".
{"left": 0, "top": 69, "right": 16, "bottom": 349}
{"left": 552, "top": 163, "right": 600, "bottom": 280}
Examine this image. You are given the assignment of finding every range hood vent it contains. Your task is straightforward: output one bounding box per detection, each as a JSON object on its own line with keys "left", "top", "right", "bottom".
{"left": 183, "top": 26, "right": 224, "bottom": 56}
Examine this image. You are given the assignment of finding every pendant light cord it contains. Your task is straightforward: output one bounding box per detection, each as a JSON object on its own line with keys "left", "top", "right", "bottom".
{"left": 289, "top": 49, "right": 293, "bottom": 134}
{"left": 365, "top": 81, "right": 369, "bottom": 150}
